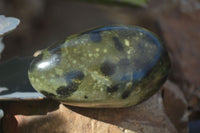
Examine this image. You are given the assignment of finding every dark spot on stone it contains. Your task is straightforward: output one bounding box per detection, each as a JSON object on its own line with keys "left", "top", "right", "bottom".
{"left": 84, "top": 96, "right": 88, "bottom": 99}
{"left": 40, "top": 90, "right": 56, "bottom": 98}
{"left": 56, "top": 83, "right": 79, "bottom": 97}
{"left": 64, "top": 70, "right": 85, "bottom": 83}
{"left": 118, "top": 58, "right": 130, "bottom": 67}
{"left": 121, "top": 90, "right": 131, "bottom": 99}
{"left": 107, "top": 84, "right": 119, "bottom": 93}
{"left": 90, "top": 31, "right": 102, "bottom": 42}
{"left": 112, "top": 36, "right": 124, "bottom": 51}
{"left": 100, "top": 61, "right": 116, "bottom": 76}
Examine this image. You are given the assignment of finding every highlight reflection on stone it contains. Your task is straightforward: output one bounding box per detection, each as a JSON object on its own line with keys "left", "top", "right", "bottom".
{"left": 28, "top": 25, "right": 170, "bottom": 108}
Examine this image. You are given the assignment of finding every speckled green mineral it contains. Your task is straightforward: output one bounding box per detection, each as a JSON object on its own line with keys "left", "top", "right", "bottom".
{"left": 28, "top": 25, "right": 170, "bottom": 108}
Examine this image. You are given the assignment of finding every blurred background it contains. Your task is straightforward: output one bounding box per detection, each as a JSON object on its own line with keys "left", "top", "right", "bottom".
{"left": 0, "top": 0, "right": 200, "bottom": 133}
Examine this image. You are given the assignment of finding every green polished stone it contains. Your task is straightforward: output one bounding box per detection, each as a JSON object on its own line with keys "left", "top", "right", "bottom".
{"left": 28, "top": 25, "right": 170, "bottom": 108}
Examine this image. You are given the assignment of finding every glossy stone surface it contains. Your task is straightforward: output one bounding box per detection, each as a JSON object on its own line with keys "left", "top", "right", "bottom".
{"left": 28, "top": 25, "right": 170, "bottom": 108}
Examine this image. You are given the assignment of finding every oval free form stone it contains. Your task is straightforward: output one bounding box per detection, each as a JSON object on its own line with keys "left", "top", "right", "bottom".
{"left": 28, "top": 25, "right": 170, "bottom": 108}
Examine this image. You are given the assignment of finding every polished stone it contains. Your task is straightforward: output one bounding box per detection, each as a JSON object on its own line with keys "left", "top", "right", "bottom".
{"left": 28, "top": 25, "right": 170, "bottom": 108}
